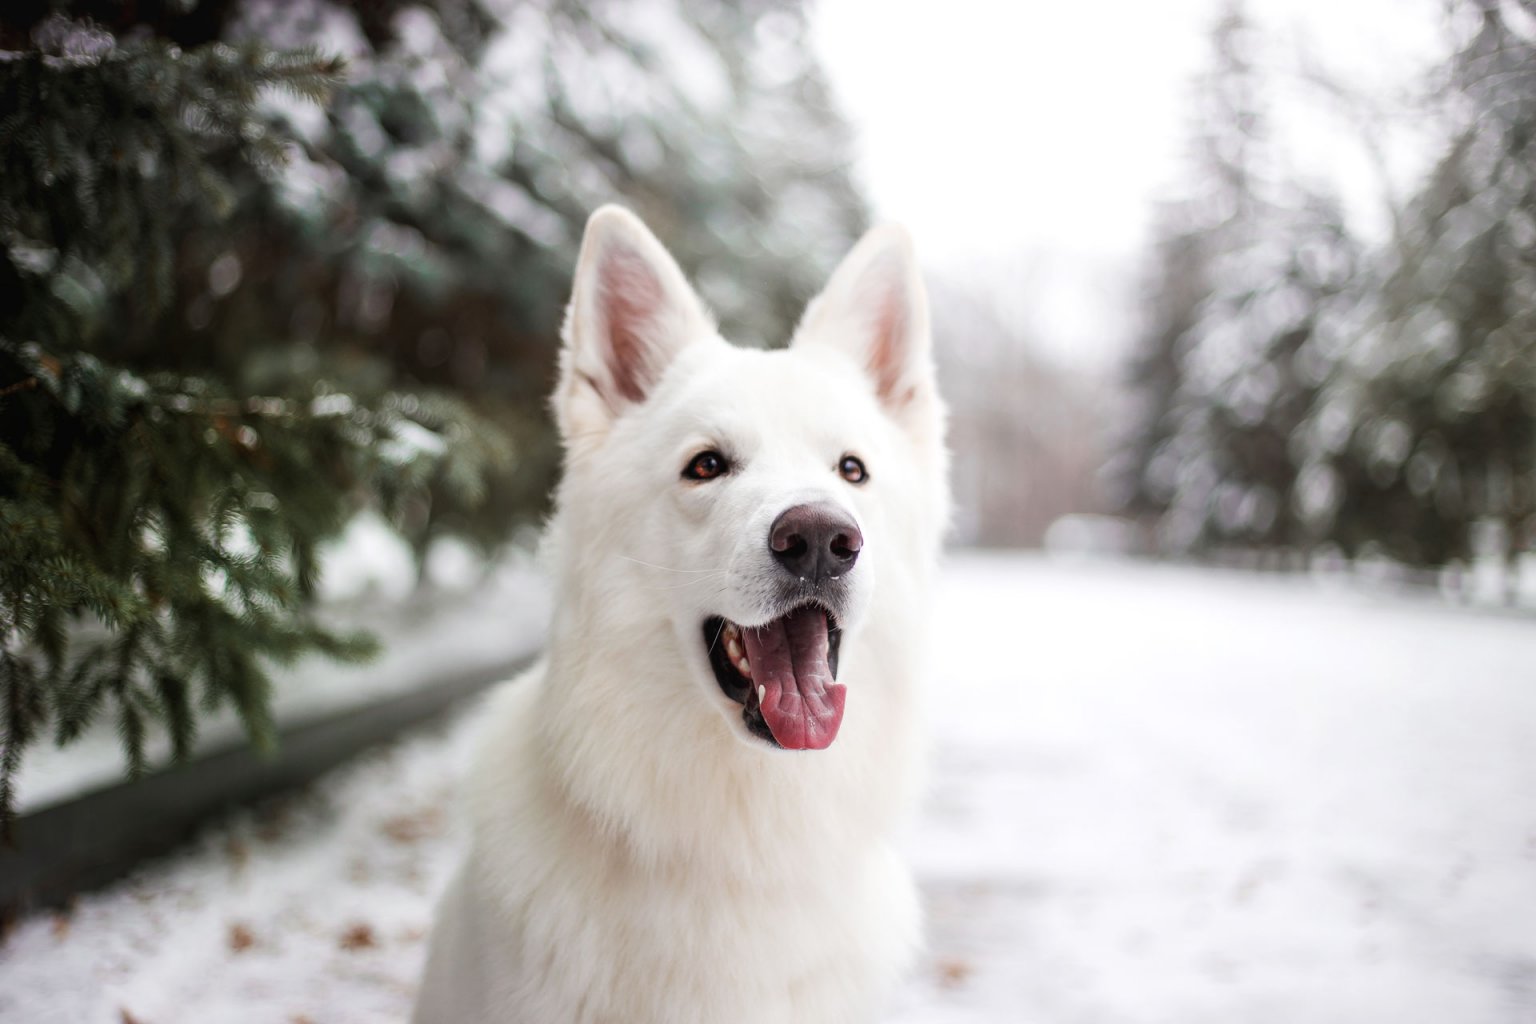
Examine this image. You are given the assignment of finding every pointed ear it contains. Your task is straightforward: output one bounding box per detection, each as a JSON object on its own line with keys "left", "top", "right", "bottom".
{"left": 555, "top": 205, "right": 713, "bottom": 445}
{"left": 792, "top": 224, "right": 934, "bottom": 411}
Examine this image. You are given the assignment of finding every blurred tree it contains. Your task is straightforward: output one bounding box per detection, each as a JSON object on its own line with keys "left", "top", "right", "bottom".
{"left": 1300, "top": 0, "right": 1536, "bottom": 581}
{"left": 1115, "top": 200, "right": 1212, "bottom": 540}
{"left": 932, "top": 280, "right": 1105, "bottom": 546}
{"left": 0, "top": 0, "right": 866, "bottom": 825}
{"left": 1123, "top": 0, "right": 1536, "bottom": 588}
{"left": 1178, "top": 186, "right": 1359, "bottom": 556}
{"left": 1119, "top": 2, "right": 1359, "bottom": 557}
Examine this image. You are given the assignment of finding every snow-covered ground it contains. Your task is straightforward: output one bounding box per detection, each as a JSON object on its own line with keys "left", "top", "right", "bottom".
{"left": 3, "top": 553, "right": 1535, "bottom": 1023}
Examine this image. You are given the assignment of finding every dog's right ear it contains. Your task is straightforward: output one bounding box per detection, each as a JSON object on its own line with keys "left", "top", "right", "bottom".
{"left": 556, "top": 205, "right": 713, "bottom": 449}
{"left": 791, "top": 224, "right": 935, "bottom": 420}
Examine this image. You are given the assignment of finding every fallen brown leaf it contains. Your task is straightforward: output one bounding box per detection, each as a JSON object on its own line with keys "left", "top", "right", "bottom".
{"left": 339, "top": 922, "right": 376, "bottom": 950}
{"left": 935, "top": 956, "right": 973, "bottom": 989}
{"left": 228, "top": 922, "right": 255, "bottom": 952}
{"left": 380, "top": 808, "right": 443, "bottom": 844}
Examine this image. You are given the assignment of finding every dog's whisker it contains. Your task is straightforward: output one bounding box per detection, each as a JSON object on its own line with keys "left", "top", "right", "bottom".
{"left": 706, "top": 615, "right": 727, "bottom": 657}
{"left": 640, "top": 572, "right": 730, "bottom": 592}
{"left": 618, "top": 554, "right": 725, "bottom": 575}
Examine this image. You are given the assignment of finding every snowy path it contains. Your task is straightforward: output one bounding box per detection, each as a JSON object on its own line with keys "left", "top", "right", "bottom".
{"left": 3, "top": 554, "right": 1535, "bottom": 1023}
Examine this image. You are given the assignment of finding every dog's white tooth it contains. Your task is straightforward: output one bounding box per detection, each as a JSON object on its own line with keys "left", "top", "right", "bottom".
{"left": 726, "top": 638, "right": 743, "bottom": 661}
{"left": 758, "top": 685, "right": 766, "bottom": 703}
{"left": 740, "top": 658, "right": 752, "bottom": 678}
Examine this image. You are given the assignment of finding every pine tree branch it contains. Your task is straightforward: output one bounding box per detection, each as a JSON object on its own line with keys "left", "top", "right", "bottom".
{"left": 0, "top": 377, "right": 38, "bottom": 400}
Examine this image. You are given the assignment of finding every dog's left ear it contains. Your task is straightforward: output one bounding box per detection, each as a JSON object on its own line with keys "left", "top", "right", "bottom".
{"left": 556, "top": 205, "right": 714, "bottom": 448}
{"left": 792, "top": 224, "right": 935, "bottom": 416}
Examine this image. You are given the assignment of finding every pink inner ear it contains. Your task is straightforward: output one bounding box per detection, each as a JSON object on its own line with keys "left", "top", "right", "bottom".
{"left": 598, "top": 247, "right": 664, "bottom": 405}
{"left": 869, "top": 286, "right": 909, "bottom": 401}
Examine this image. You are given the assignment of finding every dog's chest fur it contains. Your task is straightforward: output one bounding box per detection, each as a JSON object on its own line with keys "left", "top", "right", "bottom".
{"left": 423, "top": 655, "right": 923, "bottom": 1023}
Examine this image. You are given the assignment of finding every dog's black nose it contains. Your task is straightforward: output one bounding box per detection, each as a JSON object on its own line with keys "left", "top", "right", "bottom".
{"left": 769, "top": 503, "right": 862, "bottom": 584}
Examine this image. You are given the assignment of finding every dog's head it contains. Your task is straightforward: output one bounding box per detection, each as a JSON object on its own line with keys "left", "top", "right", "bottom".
{"left": 550, "top": 206, "right": 946, "bottom": 753}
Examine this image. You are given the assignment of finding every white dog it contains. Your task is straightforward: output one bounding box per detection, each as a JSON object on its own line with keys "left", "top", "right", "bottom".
{"left": 413, "top": 205, "right": 948, "bottom": 1024}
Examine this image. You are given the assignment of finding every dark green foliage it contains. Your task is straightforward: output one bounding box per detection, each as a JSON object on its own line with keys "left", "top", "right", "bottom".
{"left": 0, "top": 340, "right": 511, "bottom": 828}
{"left": 0, "top": 22, "right": 344, "bottom": 354}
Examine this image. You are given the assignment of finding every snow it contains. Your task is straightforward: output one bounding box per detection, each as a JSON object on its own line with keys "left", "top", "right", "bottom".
{"left": 890, "top": 554, "right": 1536, "bottom": 1023}
{"left": 4, "top": 553, "right": 1535, "bottom": 1023}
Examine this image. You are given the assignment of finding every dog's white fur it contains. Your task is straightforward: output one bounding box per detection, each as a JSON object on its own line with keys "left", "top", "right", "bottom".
{"left": 413, "top": 206, "right": 948, "bottom": 1024}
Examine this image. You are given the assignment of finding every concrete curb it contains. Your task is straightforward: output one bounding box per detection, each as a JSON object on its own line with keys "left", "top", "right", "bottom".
{"left": 0, "top": 654, "right": 533, "bottom": 917}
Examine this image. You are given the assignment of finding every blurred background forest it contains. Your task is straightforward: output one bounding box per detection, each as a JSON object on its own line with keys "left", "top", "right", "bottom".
{"left": 2, "top": 0, "right": 1535, "bottom": 812}
{"left": 920, "top": 0, "right": 1536, "bottom": 595}
{"left": 1113, "top": 0, "right": 1536, "bottom": 596}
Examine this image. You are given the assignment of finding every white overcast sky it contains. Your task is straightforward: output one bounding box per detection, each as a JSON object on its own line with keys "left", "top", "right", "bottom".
{"left": 810, "top": 0, "right": 1449, "bottom": 370}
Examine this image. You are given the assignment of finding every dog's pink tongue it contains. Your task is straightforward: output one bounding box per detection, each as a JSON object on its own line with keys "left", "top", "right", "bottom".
{"left": 742, "top": 607, "right": 845, "bottom": 750}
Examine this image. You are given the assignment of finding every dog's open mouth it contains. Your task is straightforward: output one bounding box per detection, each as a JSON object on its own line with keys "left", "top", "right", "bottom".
{"left": 702, "top": 605, "right": 845, "bottom": 750}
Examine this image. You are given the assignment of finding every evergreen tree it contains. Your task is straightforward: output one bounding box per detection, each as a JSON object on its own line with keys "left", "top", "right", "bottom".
{"left": 0, "top": 9, "right": 515, "bottom": 830}
{"left": 1120, "top": 2, "right": 1359, "bottom": 556}
{"left": 1115, "top": 198, "right": 1213, "bottom": 538}
{"left": 1124, "top": 0, "right": 1535, "bottom": 583}
{"left": 1176, "top": 186, "right": 1358, "bottom": 555}
{"left": 1300, "top": 0, "right": 1536, "bottom": 578}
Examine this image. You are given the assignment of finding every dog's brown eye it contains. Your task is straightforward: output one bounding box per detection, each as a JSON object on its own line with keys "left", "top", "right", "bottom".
{"left": 683, "top": 450, "right": 729, "bottom": 481}
{"left": 838, "top": 454, "right": 868, "bottom": 484}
